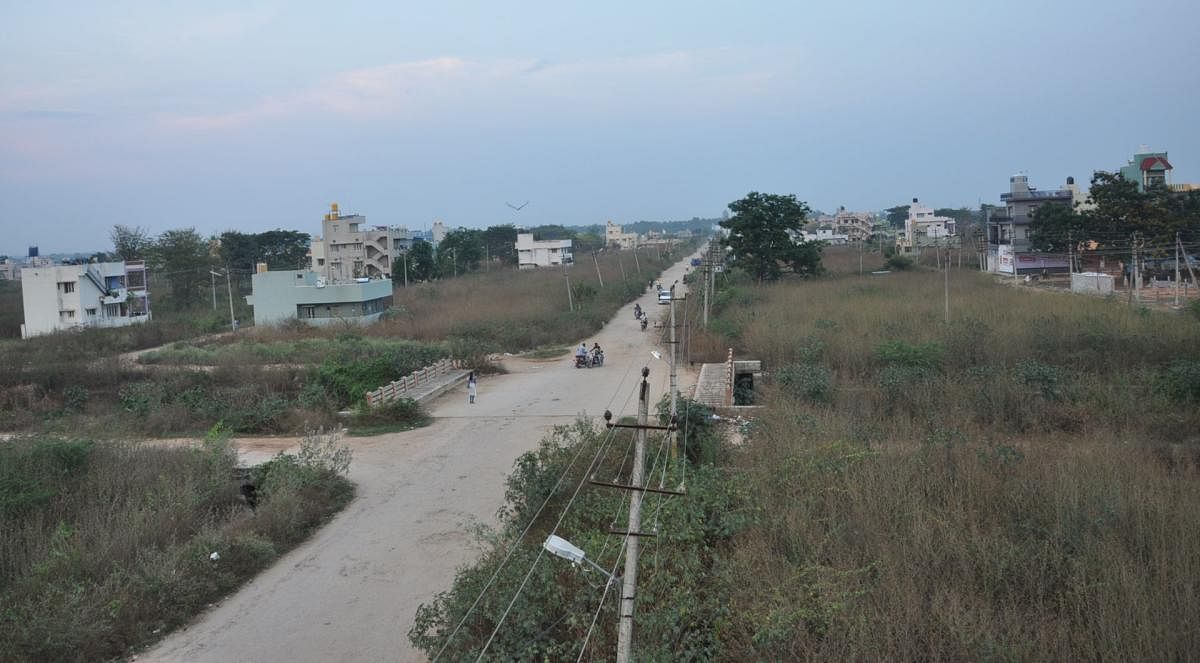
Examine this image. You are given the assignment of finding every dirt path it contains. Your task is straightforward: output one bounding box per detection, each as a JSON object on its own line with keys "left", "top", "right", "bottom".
{"left": 139, "top": 249, "right": 704, "bottom": 663}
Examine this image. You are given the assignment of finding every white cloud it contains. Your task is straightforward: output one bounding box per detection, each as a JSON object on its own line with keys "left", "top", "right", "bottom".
{"left": 160, "top": 49, "right": 789, "bottom": 131}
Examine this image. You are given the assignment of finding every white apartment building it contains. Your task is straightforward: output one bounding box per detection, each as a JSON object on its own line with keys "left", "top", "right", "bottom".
{"left": 516, "top": 233, "right": 573, "bottom": 269}
{"left": 605, "top": 221, "right": 639, "bottom": 249}
{"left": 309, "top": 203, "right": 415, "bottom": 282}
{"left": 896, "top": 199, "right": 957, "bottom": 254}
{"left": 20, "top": 261, "right": 150, "bottom": 338}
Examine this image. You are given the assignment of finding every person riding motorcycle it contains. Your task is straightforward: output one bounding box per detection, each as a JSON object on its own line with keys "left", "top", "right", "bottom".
{"left": 591, "top": 343, "right": 604, "bottom": 367}
{"left": 575, "top": 343, "right": 589, "bottom": 368}
{"left": 639, "top": 312, "right": 648, "bottom": 331}
{"left": 633, "top": 303, "right": 642, "bottom": 320}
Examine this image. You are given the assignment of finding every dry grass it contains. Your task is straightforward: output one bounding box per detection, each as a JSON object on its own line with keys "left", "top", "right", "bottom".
{"left": 0, "top": 431, "right": 354, "bottom": 662}
{"left": 702, "top": 247, "right": 1200, "bottom": 659}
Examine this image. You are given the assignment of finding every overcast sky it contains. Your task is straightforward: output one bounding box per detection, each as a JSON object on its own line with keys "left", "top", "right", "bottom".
{"left": 2, "top": 0, "right": 1198, "bottom": 254}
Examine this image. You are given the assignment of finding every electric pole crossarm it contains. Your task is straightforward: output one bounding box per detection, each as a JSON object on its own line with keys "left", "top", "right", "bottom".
{"left": 588, "top": 479, "right": 686, "bottom": 496}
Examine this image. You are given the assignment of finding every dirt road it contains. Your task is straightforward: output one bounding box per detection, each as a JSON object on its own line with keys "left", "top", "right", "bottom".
{"left": 141, "top": 250, "right": 703, "bottom": 663}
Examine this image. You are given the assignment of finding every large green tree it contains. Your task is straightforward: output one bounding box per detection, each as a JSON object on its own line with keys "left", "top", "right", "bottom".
{"left": 437, "top": 229, "right": 484, "bottom": 276}
{"left": 1028, "top": 202, "right": 1086, "bottom": 252}
{"left": 110, "top": 225, "right": 151, "bottom": 261}
{"left": 152, "top": 228, "right": 212, "bottom": 307}
{"left": 482, "top": 225, "right": 519, "bottom": 265}
{"left": 720, "top": 192, "right": 819, "bottom": 282}
{"left": 407, "top": 241, "right": 437, "bottom": 281}
{"left": 884, "top": 205, "right": 910, "bottom": 228}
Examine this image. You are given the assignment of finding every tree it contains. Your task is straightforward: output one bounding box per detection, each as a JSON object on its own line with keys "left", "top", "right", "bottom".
{"left": 407, "top": 241, "right": 437, "bottom": 281}
{"left": 720, "top": 192, "right": 817, "bottom": 282}
{"left": 110, "top": 225, "right": 151, "bottom": 261}
{"left": 255, "top": 229, "right": 310, "bottom": 270}
{"left": 153, "top": 228, "right": 212, "bottom": 307}
{"left": 218, "top": 231, "right": 259, "bottom": 272}
{"left": 437, "top": 229, "right": 484, "bottom": 276}
{"left": 482, "top": 225, "right": 519, "bottom": 265}
{"left": 885, "top": 205, "right": 910, "bottom": 228}
{"left": 1028, "top": 202, "right": 1086, "bottom": 252}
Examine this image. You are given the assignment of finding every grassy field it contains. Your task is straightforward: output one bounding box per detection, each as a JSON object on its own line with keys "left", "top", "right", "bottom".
{"left": 410, "top": 244, "right": 1200, "bottom": 660}
{"left": 698, "top": 247, "right": 1200, "bottom": 660}
{"left": 0, "top": 430, "right": 354, "bottom": 663}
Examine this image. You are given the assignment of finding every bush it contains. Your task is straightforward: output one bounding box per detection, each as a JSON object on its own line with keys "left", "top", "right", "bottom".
{"left": 885, "top": 254, "right": 915, "bottom": 270}
{"left": 875, "top": 340, "right": 944, "bottom": 370}
{"left": 348, "top": 398, "right": 430, "bottom": 434}
{"left": 777, "top": 363, "right": 833, "bottom": 403}
{"left": 1154, "top": 360, "right": 1200, "bottom": 402}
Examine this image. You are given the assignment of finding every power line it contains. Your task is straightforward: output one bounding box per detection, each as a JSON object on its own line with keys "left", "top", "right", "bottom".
{"left": 432, "top": 361, "right": 641, "bottom": 662}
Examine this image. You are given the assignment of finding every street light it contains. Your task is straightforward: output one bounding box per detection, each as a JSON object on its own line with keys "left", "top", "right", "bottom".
{"left": 210, "top": 269, "right": 237, "bottom": 332}
{"left": 543, "top": 534, "right": 617, "bottom": 583}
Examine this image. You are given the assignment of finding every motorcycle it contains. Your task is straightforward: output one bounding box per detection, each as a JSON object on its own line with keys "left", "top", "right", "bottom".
{"left": 639, "top": 316, "right": 648, "bottom": 331}
{"left": 575, "top": 354, "right": 589, "bottom": 368}
{"left": 591, "top": 350, "right": 605, "bottom": 367}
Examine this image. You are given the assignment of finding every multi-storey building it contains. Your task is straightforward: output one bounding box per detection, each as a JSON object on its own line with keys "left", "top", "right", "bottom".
{"left": 309, "top": 203, "right": 415, "bottom": 282}
{"left": 985, "top": 174, "right": 1075, "bottom": 274}
{"left": 516, "top": 233, "right": 573, "bottom": 269}
{"left": 832, "top": 207, "right": 875, "bottom": 241}
{"left": 20, "top": 261, "right": 150, "bottom": 338}
{"left": 896, "top": 199, "right": 957, "bottom": 255}
{"left": 1119, "top": 149, "right": 1173, "bottom": 192}
{"left": 246, "top": 268, "right": 392, "bottom": 327}
{"left": 605, "top": 221, "right": 639, "bottom": 249}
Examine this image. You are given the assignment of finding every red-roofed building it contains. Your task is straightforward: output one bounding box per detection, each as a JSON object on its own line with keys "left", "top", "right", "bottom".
{"left": 1120, "top": 150, "right": 1173, "bottom": 191}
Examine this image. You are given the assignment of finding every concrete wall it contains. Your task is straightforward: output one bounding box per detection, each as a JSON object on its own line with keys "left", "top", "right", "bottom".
{"left": 246, "top": 269, "right": 393, "bottom": 326}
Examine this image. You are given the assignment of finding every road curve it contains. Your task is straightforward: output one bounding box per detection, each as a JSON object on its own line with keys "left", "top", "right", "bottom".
{"left": 140, "top": 248, "right": 703, "bottom": 663}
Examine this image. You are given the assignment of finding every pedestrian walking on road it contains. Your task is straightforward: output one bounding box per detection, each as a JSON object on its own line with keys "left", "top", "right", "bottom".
{"left": 467, "top": 372, "right": 478, "bottom": 404}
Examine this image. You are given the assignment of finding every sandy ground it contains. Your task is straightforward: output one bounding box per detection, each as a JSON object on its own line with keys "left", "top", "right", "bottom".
{"left": 139, "top": 249, "right": 703, "bottom": 663}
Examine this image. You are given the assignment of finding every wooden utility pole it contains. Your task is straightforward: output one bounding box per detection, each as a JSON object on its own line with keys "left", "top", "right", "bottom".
{"left": 593, "top": 251, "right": 604, "bottom": 288}
{"left": 224, "top": 268, "right": 236, "bottom": 332}
{"left": 403, "top": 251, "right": 408, "bottom": 288}
{"left": 618, "top": 255, "right": 626, "bottom": 281}
{"left": 1180, "top": 233, "right": 1199, "bottom": 303}
{"left": 615, "top": 371, "right": 650, "bottom": 663}
{"left": 1175, "top": 234, "right": 1181, "bottom": 308}
{"left": 565, "top": 270, "right": 574, "bottom": 312}
{"left": 943, "top": 240, "right": 950, "bottom": 324}
{"left": 669, "top": 284, "right": 678, "bottom": 458}
{"left": 633, "top": 247, "right": 641, "bottom": 276}
{"left": 858, "top": 239, "right": 864, "bottom": 275}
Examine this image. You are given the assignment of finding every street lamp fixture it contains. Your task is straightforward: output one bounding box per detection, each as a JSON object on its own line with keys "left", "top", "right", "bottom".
{"left": 543, "top": 534, "right": 617, "bottom": 583}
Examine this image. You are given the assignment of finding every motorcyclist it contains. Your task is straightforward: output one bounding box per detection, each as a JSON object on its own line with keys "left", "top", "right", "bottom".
{"left": 633, "top": 303, "right": 642, "bottom": 320}
{"left": 591, "top": 343, "right": 604, "bottom": 366}
{"left": 639, "top": 313, "right": 648, "bottom": 331}
{"left": 576, "top": 343, "right": 588, "bottom": 363}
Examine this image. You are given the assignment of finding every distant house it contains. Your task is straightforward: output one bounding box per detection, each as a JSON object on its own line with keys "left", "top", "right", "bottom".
{"left": 985, "top": 175, "right": 1077, "bottom": 274}
{"left": 896, "top": 199, "right": 958, "bottom": 255}
{"left": 245, "top": 269, "right": 393, "bottom": 326}
{"left": 516, "top": 233, "right": 573, "bottom": 269}
{"left": 605, "top": 221, "right": 639, "bottom": 249}
{"left": 0, "top": 259, "right": 20, "bottom": 281}
{"left": 20, "top": 261, "right": 150, "bottom": 338}
{"left": 308, "top": 203, "right": 415, "bottom": 282}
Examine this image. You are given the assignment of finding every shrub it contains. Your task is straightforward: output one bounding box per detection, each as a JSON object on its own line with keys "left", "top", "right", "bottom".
{"left": 777, "top": 363, "right": 833, "bottom": 403}
{"left": 885, "top": 254, "right": 914, "bottom": 270}
{"left": 1154, "top": 360, "right": 1200, "bottom": 402}
{"left": 875, "top": 340, "right": 944, "bottom": 370}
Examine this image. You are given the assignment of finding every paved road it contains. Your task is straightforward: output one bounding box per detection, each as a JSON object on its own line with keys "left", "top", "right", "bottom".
{"left": 141, "top": 249, "right": 703, "bottom": 663}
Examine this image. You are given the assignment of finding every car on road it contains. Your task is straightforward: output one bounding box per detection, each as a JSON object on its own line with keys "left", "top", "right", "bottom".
{"left": 658, "top": 289, "right": 672, "bottom": 305}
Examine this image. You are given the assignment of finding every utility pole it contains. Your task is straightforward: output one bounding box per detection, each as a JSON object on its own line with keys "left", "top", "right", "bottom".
{"left": 211, "top": 270, "right": 217, "bottom": 310}
{"left": 224, "top": 268, "right": 236, "bottom": 332}
{"left": 616, "top": 370, "right": 650, "bottom": 663}
{"left": 669, "top": 283, "right": 678, "bottom": 459}
{"left": 593, "top": 251, "right": 604, "bottom": 288}
{"left": 403, "top": 251, "right": 409, "bottom": 288}
{"left": 702, "top": 250, "right": 710, "bottom": 329}
{"left": 859, "top": 238, "right": 864, "bottom": 275}
{"left": 564, "top": 269, "right": 574, "bottom": 312}
{"left": 618, "top": 255, "right": 626, "bottom": 281}
{"left": 1175, "top": 232, "right": 1182, "bottom": 308}
{"left": 1179, "top": 233, "right": 1199, "bottom": 304}
{"left": 943, "top": 239, "right": 950, "bottom": 324}
{"left": 633, "top": 247, "right": 641, "bottom": 276}
{"left": 1133, "top": 233, "right": 1142, "bottom": 306}
{"left": 453, "top": 248, "right": 458, "bottom": 278}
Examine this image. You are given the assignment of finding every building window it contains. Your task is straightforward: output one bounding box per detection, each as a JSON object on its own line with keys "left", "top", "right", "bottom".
{"left": 60, "top": 309, "right": 75, "bottom": 321}
{"left": 317, "top": 258, "right": 325, "bottom": 266}
{"left": 59, "top": 281, "right": 76, "bottom": 293}
{"left": 85, "top": 308, "right": 97, "bottom": 316}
